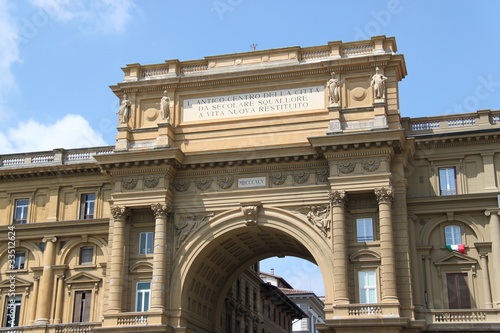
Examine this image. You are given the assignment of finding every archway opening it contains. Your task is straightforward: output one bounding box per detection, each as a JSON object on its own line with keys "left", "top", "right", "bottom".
{"left": 173, "top": 212, "right": 332, "bottom": 333}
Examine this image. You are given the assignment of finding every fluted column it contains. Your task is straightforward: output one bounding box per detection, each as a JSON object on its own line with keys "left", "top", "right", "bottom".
{"left": 35, "top": 236, "right": 57, "bottom": 324}
{"left": 107, "top": 206, "right": 129, "bottom": 313}
{"left": 329, "top": 190, "right": 349, "bottom": 304}
{"left": 486, "top": 210, "right": 500, "bottom": 308}
{"left": 150, "top": 203, "right": 171, "bottom": 311}
{"left": 54, "top": 275, "right": 65, "bottom": 323}
{"left": 375, "top": 187, "right": 398, "bottom": 303}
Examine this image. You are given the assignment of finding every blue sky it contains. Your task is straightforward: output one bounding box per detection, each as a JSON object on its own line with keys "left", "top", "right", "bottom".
{"left": 1, "top": 0, "right": 499, "bottom": 296}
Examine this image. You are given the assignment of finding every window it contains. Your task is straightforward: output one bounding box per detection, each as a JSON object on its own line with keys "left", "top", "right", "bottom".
{"left": 79, "top": 246, "right": 94, "bottom": 265}
{"left": 358, "top": 270, "right": 377, "bottom": 304}
{"left": 439, "top": 167, "right": 457, "bottom": 195}
{"left": 73, "top": 290, "right": 92, "bottom": 322}
{"left": 444, "top": 225, "right": 462, "bottom": 245}
{"left": 13, "top": 199, "right": 29, "bottom": 224}
{"left": 356, "top": 218, "right": 374, "bottom": 242}
{"left": 4, "top": 295, "right": 21, "bottom": 327}
{"left": 139, "top": 232, "right": 153, "bottom": 255}
{"left": 135, "top": 282, "right": 151, "bottom": 312}
{"left": 79, "top": 194, "right": 95, "bottom": 219}
{"left": 11, "top": 251, "right": 26, "bottom": 270}
{"left": 446, "top": 273, "right": 471, "bottom": 309}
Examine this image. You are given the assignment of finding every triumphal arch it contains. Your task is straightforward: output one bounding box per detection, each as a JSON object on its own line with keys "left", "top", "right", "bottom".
{"left": 105, "top": 35, "right": 415, "bottom": 332}
{"left": 2, "top": 35, "right": 500, "bottom": 333}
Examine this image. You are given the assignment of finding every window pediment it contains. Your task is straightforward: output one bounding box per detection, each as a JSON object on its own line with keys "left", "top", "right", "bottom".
{"left": 65, "top": 272, "right": 101, "bottom": 285}
{"left": 433, "top": 252, "right": 477, "bottom": 266}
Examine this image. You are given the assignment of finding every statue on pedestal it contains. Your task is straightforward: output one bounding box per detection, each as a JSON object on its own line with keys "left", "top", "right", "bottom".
{"left": 158, "top": 90, "right": 171, "bottom": 122}
{"left": 327, "top": 72, "right": 344, "bottom": 105}
{"left": 117, "top": 94, "right": 131, "bottom": 124}
{"left": 370, "top": 67, "right": 387, "bottom": 99}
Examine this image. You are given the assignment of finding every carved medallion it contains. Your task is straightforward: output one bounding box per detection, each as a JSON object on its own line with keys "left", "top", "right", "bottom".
{"left": 217, "top": 176, "right": 234, "bottom": 189}
{"left": 143, "top": 175, "right": 160, "bottom": 188}
{"left": 270, "top": 172, "right": 288, "bottom": 185}
{"left": 338, "top": 161, "right": 356, "bottom": 174}
{"left": 293, "top": 170, "right": 310, "bottom": 184}
{"left": 121, "top": 177, "right": 138, "bottom": 190}
{"left": 173, "top": 179, "right": 191, "bottom": 192}
{"left": 195, "top": 178, "right": 213, "bottom": 191}
{"left": 315, "top": 169, "right": 329, "bottom": 182}
{"left": 361, "top": 159, "right": 380, "bottom": 172}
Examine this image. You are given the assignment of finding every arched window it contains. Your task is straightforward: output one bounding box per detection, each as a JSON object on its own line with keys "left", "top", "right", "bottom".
{"left": 444, "top": 225, "right": 462, "bottom": 245}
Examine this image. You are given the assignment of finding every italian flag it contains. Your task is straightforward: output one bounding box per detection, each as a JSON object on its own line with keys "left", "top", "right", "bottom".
{"left": 445, "top": 244, "right": 466, "bottom": 254}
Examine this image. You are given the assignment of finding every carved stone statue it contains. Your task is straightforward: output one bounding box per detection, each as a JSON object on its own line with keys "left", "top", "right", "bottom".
{"left": 370, "top": 67, "right": 387, "bottom": 99}
{"left": 158, "top": 90, "right": 170, "bottom": 122}
{"left": 117, "top": 94, "right": 131, "bottom": 124}
{"left": 327, "top": 72, "right": 343, "bottom": 104}
{"left": 306, "top": 205, "right": 331, "bottom": 237}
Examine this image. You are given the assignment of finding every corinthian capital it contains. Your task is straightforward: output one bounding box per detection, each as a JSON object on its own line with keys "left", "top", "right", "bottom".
{"left": 374, "top": 186, "right": 394, "bottom": 204}
{"left": 151, "top": 203, "right": 172, "bottom": 218}
{"left": 329, "top": 190, "right": 347, "bottom": 207}
{"left": 110, "top": 205, "right": 129, "bottom": 220}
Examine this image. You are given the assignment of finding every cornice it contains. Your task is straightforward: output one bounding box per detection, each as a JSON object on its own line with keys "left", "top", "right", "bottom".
{"left": 0, "top": 164, "right": 102, "bottom": 182}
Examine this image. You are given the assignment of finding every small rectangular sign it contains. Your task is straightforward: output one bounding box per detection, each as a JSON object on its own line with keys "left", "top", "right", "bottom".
{"left": 238, "top": 177, "right": 266, "bottom": 188}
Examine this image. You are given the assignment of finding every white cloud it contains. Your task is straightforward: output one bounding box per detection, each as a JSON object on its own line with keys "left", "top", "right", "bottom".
{"left": 0, "top": 114, "right": 109, "bottom": 154}
{"left": 30, "top": 0, "right": 135, "bottom": 34}
{"left": 0, "top": 0, "right": 22, "bottom": 121}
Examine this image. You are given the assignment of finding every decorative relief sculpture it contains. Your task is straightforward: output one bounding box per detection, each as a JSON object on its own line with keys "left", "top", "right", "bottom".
{"left": 315, "top": 169, "right": 329, "bottom": 182}
{"left": 338, "top": 161, "right": 356, "bottom": 174}
{"left": 293, "top": 170, "right": 310, "bottom": 184}
{"left": 117, "top": 94, "right": 131, "bottom": 124}
{"left": 361, "top": 159, "right": 380, "bottom": 172}
{"left": 370, "top": 67, "right": 387, "bottom": 99}
{"left": 270, "top": 172, "right": 288, "bottom": 185}
{"left": 157, "top": 90, "right": 171, "bottom": 122}
{"left": 175, "top": 213, "right": 214, "bottom": 248}
{"left": 217, "top": 176, "right": 234, "bottom": 189}
{"left": 241, "top": 205, "right": 259, "bottom": 226}
{"left": 121, "top": 177, "right": 138, "bottom": 190}
{"left": 306, "top": 205, "right": 331, "bottom": 237}
{"left": 173, "top": 179, "right": 191, "bottom": 192}
{"left": 374, "top": 186, "right": 394, "bottom": 203}
{"left": 143, "top": 175, "right": 160, "bottom": 188}
{"left": 195, "top": 177, "right": 213, "bottom": 191}
{"left": 327, "top": 72, "right": 344, "bottom": 105}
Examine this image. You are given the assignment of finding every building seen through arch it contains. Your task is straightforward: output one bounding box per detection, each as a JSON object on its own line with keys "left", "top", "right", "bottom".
{"left": 1, "top": 36, "right": 500, "bottom": 332}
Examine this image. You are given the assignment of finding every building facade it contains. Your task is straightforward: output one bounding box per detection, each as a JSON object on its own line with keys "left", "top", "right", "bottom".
{"left": 1, "top": 35, "right": 500, "bottom": 332}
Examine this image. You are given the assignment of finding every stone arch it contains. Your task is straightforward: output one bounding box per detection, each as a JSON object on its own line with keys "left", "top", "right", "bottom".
{"left": 169, "top": 205, "right": 334, "bottom": 332}
{"left": 57, "top": 236, "right": 109, "bottom": 265}
{"left": 418, "top": 213, "right": 483, "bottom": 245}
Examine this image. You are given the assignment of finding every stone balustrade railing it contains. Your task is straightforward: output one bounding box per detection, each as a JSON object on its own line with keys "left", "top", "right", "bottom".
{"left": 332, "top": 302, "right": 400, "bottom": 318}
{"left": 0, "top": 147, "right": 114, "bottom": 169}
{"left": 122, "top": 36, "right": 396, "bottom": 82}
{"left": 402, "top": 109, "right": 500, "bottom": 136}
{"left": 417, "top": 309, "right": 500, "bottom": 325}
{"left": 0, "top": 322, "right": 101, "bottom": 333}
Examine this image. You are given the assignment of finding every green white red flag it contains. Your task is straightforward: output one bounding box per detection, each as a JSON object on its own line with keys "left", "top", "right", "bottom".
{"left": 445, "top": 244, "right": 466, "bottom": 254}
